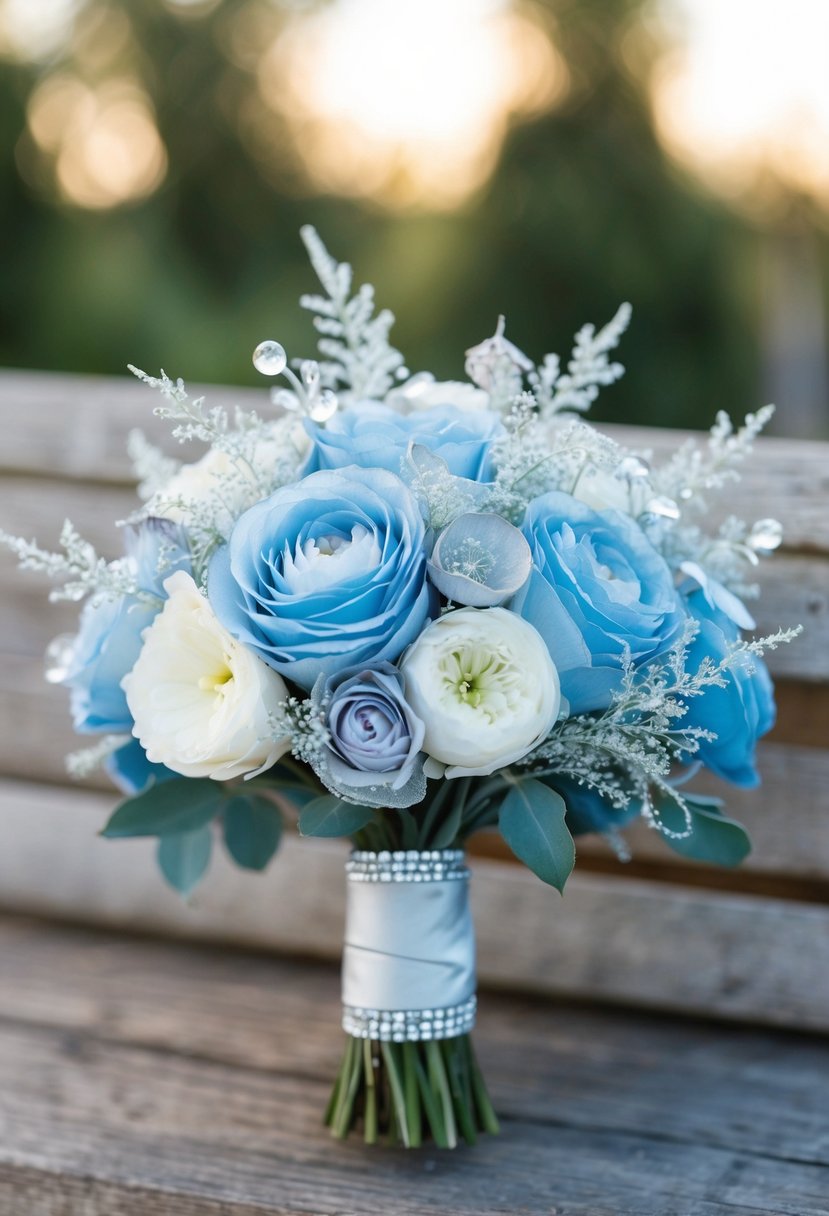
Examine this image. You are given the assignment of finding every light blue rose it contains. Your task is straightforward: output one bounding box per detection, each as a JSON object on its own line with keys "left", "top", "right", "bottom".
{"left": 208, "top": 467, "right": 434, "bottom": 691}
{"left": 304, "top": 402, "right": 503, "bottom": 481}
{"left": 311, "top": 663, "right": 426, "bottom": 807}
{"left": 681, "top": 590, "right": 775, "bottom": 787}
{"left": 516, "top": 492, "right": 684, "bottom": 713}
{"left": 60, "top": 519, "right": 191, "bottom": 734}
{"left": 105, "top": 738, "right": 176, "bottom": 794}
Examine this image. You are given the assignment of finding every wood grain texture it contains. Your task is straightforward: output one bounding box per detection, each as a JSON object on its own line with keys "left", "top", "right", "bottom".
{"left": 0, "top": 917, "right": 827, "bottom": 1216}
{"left": 1, "top": 778, "right": 828, "bottom": 1031}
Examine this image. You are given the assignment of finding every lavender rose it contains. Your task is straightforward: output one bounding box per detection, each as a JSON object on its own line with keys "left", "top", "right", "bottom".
{"left": 313, "top": 664, "right": 426, "bottom": 807}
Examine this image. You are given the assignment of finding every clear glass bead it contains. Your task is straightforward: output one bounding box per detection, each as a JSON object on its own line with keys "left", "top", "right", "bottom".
{"left": 252, "top": 340, "right": 287, "bottom": 376}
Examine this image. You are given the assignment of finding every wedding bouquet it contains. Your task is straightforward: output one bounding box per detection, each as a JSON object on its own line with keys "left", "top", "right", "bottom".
{"left": 3, "top": 229, "right": 798, "bottom": 1149}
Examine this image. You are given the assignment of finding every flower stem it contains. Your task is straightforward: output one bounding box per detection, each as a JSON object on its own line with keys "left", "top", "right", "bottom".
{"left": 362, "top": 1039, "right": 378, "bottom": 1145}
{"left": 325, "top": 1033, "right": 497, "bottom": 1148}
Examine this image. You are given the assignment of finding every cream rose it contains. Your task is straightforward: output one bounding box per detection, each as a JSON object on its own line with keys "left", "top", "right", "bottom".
{"left": 122, "top": 571, "right": 291, "bottom": 780}
{"left": 401, "top": 607, "right": 560, "bottom": 778}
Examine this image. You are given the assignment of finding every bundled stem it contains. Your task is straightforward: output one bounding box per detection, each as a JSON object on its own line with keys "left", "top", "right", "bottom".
{"left": 324, "top": 1033, "right": 498, "bottom": 1148}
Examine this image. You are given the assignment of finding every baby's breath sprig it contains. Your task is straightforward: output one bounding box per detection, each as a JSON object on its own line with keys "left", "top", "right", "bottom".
{"left": 0, "top": 520, "right": 144, "bottom": 603}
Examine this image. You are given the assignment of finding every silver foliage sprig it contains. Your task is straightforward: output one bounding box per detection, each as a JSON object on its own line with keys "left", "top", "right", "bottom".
{"left": 532, "top": 302, "right": 631, "bottom": 418}
{"left": 127, "top": 429, "right": 181, "bottom": 501}
{"left": 299, "top": 225, "right": 405, "bottom": 399}
{"left": 269, "top": 696, "right": 331, "bottom": 767}
{"left": 489, "top": 405, "right": 624, "bottom": 521}
{"left": 651, "top": 405, "right": 775, "bottom": 513}
{"left": 66, "top": 734, "right": 130, "bottom": 779}
{"left": 0, "top": 519, "right": 143, "bottom": 603}
{"left": 518, "top": 621, "right": 801, "bottom": 837}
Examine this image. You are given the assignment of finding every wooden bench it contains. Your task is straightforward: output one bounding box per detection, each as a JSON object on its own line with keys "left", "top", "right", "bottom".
{"left": 1, "top": 369, "right": 828, "bottom": 1214}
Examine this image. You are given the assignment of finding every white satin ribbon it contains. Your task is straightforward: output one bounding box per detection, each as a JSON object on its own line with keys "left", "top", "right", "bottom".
{"left": 341, "top": 850, "right": 477, "bottom": 1041}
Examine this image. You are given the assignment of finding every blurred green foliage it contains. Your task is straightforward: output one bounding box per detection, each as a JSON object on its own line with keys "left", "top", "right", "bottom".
{"left": 0, "top": 0, "right": 780, "bottom": 429}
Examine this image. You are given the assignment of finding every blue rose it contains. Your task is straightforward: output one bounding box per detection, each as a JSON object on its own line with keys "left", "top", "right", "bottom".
{"left": 304, "top": 402, "right": 503, "bottom": 481}
{"left": 516, "top": 492, "right": 684, "bottom": 713}
{"left": 543, "top": 774, "right": 642, "bottom": 837}
{"left": 61, "top": 519, "right": 191, "bottom": 734}
{"left": 313, "top": 663, "right": 426, "bottom": 807}
{"left": 105, "top": 738, "right": 176, "bottom": 794}
{"left": 208, "top": 467, "right": 434, "bottom": 691}
{"left": 681, "top": 590, "right": 775, "bottom": 787}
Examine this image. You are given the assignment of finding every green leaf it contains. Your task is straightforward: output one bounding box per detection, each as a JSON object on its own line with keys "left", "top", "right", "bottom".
{"left": 157, "top": 826, "right": 213, "bottom": 895}
{"left": 298, "top": 795, "right": 375, "bottom": 838}
{"left": 102, "top": 779, "right": 223, "bottom": 838}
{"left": 655, "top": 795, "right": 751, "bottom": 867}
{"left": 431, "top": 799, "right": 464, "bottom": 849}
{"left": 499, "top": 779, "right": 575, "bottom": 893}
{"left": 223, "top": 794, "right": 283, "bottom": 871}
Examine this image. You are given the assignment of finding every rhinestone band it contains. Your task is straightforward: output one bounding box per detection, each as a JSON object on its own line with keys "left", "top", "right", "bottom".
{"left": 343, "top": 995, "right": 477, "bottom": 1042}
{"left": 346, "top": 849, "right": 468, "bottom": 883}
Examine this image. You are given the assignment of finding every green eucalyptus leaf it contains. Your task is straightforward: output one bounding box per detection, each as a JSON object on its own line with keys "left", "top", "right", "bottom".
{"left": 298, "top": 795, "right": 375, "bottom": 838}
{"left": 223, "top": 794, "right": 283, "bottom": 871}
{"left": 157, "top": 826, "right": 213, "bottom": 895}
{"left": 655, "top": 795, "right": 751, "bottom": 867}
{"left": 102, "top": 779, "right": 223, "bottom": 838}
{"left": 499, "top": 779, "right": 575, "bottom": 893}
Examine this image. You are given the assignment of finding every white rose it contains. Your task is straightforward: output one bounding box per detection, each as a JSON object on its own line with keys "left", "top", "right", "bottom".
{"left": 388, "top": 375, "right": 491, "bottom": 414}
{"left": 401, "top": 607, "right": 560, "bottom": 778}
{"left": 151, "top": 419, "right": 309, "bottom": 532}
{"left": 568, "top": 459, "right": 653, "bottom": 517}
{"left": 123, "top": 571, "right": 291, "bottom": 780}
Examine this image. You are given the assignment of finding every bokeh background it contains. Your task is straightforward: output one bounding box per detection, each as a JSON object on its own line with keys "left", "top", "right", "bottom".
{"left": 1, "top": 0, "right": 827, "bottom": 435}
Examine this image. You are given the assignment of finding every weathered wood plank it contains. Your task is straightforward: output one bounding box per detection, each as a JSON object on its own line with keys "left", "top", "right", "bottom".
{"left": 3, "top": 1028, "right": 826, "bottom": 1216}
{"left": 1, "top": 369, "right": 828, "bottom": 554}
{"left": 0, "top": 920, "right": 828, "bottom": 1215}
{"left": 1, "top": 473, "right": 821, "bottom": 675}
{"left": 1, "top": 779, "right": 828, "bottom": 1031}
{"left": 2, "top": 916, "right": 828, "bottom": 1168}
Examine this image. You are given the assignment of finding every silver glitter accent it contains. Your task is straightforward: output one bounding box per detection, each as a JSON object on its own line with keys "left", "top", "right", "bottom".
{"left": 343, "top": 995, "right": 477, "bottom": 1041}
{"left": 346, "top": 849, "right": 468, "bottom": 883}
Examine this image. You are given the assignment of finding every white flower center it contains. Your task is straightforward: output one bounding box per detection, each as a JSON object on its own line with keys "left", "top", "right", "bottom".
{"left": 281, "top": 524, "right": 381, "bottom": 595}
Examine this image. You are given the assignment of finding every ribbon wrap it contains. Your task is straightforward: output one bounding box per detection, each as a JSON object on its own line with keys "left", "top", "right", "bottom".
{"left": 341, "top": 850, "right": 477, "bottom": 1041}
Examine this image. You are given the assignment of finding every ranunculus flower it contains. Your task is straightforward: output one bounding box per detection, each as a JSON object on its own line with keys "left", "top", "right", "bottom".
{"left": 401, "top": 607, "right": 560, "bottom": 778}
{"left": 517, "top": 492, "right": 683, "bottom": 714}
{"left": 570, "top": 464, "right": 652, "bottom": 517}
{"left": 123, "top": 571, "right": 291, "bottom": 780}
{"left": 54, "top": 518, "right": 191, "bottom": 734}
{"left": 314, "top": 664, "right": 426, "bottom": 806}
{"left": 208, "top": 467, "right": 433, "bottom": 691}
{"left": 681, "top": 590, "right": 775, "bottom": 787}
{"left": 388, "top": 375, "right": 491, "bottom": 415}
{"left": 150, "top": 419, "right": 309, "bottom": 535}
{"left": 304, "top": 402, "right": 503, "bottom": 481}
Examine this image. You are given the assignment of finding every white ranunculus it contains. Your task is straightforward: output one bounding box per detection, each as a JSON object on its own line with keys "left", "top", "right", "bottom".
{"left": 401, "top": 607, "right": 560, "bottom": 778}
{"left": 122, "top": 571, "right": 291, "bottom": 780}
{"left": 389, "top": 375, "right": 491, "bottom": 415}
{"left": 151, "top": 419, "right": 309, "bottom": 532}
{"left": 570, "top": 465, "right": 653, "bottom": 516}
